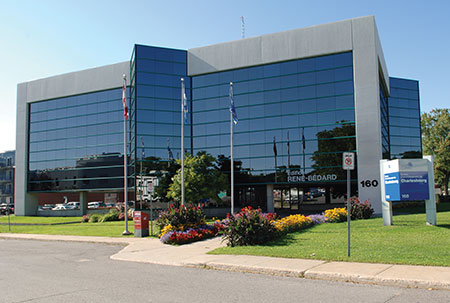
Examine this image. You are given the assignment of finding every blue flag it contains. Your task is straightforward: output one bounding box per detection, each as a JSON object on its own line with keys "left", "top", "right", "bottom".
{"left": 182, "top": 81, "right": 188, "bottom": 124}
{"left": 168, "top": 145, "right": 174, "bottom": 160}
{"left": 141, "top": 137, "right": 145, "bottom": 160}
{"left": 229, "top": 82, "right": 238, "bottom": 125}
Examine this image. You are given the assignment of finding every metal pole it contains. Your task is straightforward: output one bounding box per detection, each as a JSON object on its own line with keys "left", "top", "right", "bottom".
{"left": 347, "top": 168, "right": 351, "bottom": 257}
{"left": 181, "top": 78, "right": 185, "bottom": 207}
{"left": 150, "top": 193, "right": 153, "bottom": 236}
{"left": 122, "top": 74, "right": 131, "bottom": 235}
{"left": 8, "top": 208, "right": 11, "bottom": 232}
{"left": 230, "top": 102, "right": 234, "bottom": 215}
{"left": 140, "top": 137, "right": 143, "bottom": 210}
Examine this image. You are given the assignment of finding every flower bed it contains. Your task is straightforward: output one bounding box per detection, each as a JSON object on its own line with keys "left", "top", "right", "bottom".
{"left": 158, "top": 203, "right": 372, "bottom": 246}
{"left": 160, "top": 222, "right": 223, "bottom": 245}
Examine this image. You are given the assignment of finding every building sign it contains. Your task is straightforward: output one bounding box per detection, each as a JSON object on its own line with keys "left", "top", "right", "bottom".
{"left": 288, "top": 170, "right": 337, "bottom": 183}
{"left": 383, "top": 159, "right": 430, "bottom": 201}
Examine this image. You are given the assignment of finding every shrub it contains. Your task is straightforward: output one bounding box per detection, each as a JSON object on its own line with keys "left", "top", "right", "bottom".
{"left": 81, "top": 214, "right": 90, "bottom": 223}
{"left": 350, "top": 197, "right": 374, "bottom": 219}
{"left": 156, "top": 204, "right": 205, "bottom": 230}
{"left": 220, "top": 207, "right": 278, "bottom": 247}
{"left": 88, "top": 214, "right": 102, "bottom": 223}
{"left": 101, "top": 209, "right": 120, "bottom": 222}
{"left": 273, "top": 214, "right": 312, "bottom": 233}
{"left": 118, "top": 209, "right": 134, "bottom": 221}
{"left": 323, "top": 208, "right": 347, "bottom": 223}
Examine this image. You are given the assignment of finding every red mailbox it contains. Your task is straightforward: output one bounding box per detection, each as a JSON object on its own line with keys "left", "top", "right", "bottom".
{"left": 134, "top": 211, "right": 149, "bottom": 237}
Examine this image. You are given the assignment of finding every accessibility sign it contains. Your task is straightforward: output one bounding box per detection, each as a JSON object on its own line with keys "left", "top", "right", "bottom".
{"left": 343, "top": 152, "right": 355, "bottom": 170}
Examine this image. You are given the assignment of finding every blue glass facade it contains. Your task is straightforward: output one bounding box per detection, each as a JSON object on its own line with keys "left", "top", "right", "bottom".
{"left": 388, "top": 77, "right": 421, "bottom": 159}
{"left": 28, "top": 88, "right": 127, "bottom": 191}
{"left": 192, "top": 52, "right": 357, "bottom": 209}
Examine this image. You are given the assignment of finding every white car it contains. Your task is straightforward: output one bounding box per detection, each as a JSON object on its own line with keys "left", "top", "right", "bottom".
{"left": 65, "top": 202, "right": 80, "bottom": 210}
{"left": 52, "top": 204, "right": 68, "bottom": 211}
{"left": 88, "top": 202, "right": 100, "bottom": 209}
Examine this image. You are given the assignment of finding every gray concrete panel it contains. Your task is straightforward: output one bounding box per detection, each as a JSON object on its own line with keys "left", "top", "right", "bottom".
{"left": 21, "top": 61, "right": 130, "bottom": 103}
{"left": 15, "top": 83, "right": 28, "bottom": 216}
{"left": 188, "top": 18, "right": 353, "bottom": 75}
{"left": 352, "top": 17, "right": 383, "bottom": 214}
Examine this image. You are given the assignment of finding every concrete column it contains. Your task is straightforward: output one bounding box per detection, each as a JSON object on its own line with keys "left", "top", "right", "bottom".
{"left": 266, "top": 184, "right": 274, "bottom": 213}
{"left": 380, "top": 160, "right": 393, "bottom": 226}
{"left": 80, "top": 191, "right": 88, "bottom": 215}
{"left": 424, "top": 155, "right": 437, "bottom": 226}
{"left": 23, "top": 193, "right": 38, "bottom": 216}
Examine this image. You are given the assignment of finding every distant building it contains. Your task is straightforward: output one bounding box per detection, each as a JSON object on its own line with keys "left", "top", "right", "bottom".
{"left": 0, "top": 150, "right": 15, "bottom": 204}
{"left": 15, "top": 16, "right": 421, "bottom": 216}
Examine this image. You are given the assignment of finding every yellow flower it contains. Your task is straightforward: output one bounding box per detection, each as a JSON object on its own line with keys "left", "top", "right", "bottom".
{"left": 324, "top": 208, "right": 347, "bottom": 223}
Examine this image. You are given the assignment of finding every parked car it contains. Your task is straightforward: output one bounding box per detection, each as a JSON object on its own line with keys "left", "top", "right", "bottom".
{"left": 41, "top": 204, "right": 55, "bottom": 210}
{"left": 65, "top": 202, "right": 80, "bottom": 210}
{"left": 0, "top": 203, "right": 14, "bottom": 215}
{"left": 88, "top": 201, "right": 106, "bottom": 209}
{"left": 52, "top": 204, "right": 68, "bottom": 211}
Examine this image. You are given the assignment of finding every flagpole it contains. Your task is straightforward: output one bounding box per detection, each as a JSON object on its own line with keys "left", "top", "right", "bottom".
{"left": 122, "top": 74, "right": 131, "bottom": 235}
{"left": 181, "top": 78, "right": 185, "bottom": 207}
{"left": 274, "top": 136, "right": 277, "bottom": 183}
{"left": 287, "top": 131, "right": 290, "bottom": 172}
{"left": 230, "top": 82, "right": 234, "bottom": 215}
{"left": 302, "top": 127, "right": 306, "bottom": 176}
{"left": 140, "top": 136, "right": 143, "bottom": 210}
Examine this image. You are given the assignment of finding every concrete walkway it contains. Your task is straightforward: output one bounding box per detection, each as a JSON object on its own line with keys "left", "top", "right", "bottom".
{"left": 2, "top": 233, "right": 450, "bottom": 291}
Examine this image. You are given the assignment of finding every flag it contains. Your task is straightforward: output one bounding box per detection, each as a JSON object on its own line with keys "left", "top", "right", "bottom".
{"left": 229, "top": 83, "right": 238, "bottom": 125}
{"left": 273, "top": 136, "right": 277, "bottom": 156}
{"left": 141, "top": 137, "right": 145, "bottom": 160}
{"left": 182, "top": 80, "right": 188, "bottom": 124}
{"left": 167, "top": 143, "right": 174, "bottom": 160}
{"left": 302, "top": 127, "right": 306, "bottom": 151}
{"left": 122, "top": 81, "right": 129, "bottom": 120}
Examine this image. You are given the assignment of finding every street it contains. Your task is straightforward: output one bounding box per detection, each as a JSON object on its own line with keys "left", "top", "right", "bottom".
{"left": 0, "top": 239, "right": 449, "bottom": 303}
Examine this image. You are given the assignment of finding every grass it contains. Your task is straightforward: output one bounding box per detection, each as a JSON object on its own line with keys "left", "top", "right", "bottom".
{"left": 0, "top": 215, "right": 82, "bottom": 224}
{"left": 210, "top": 209, "right": 450, "bottom": 267}
{"left": 0, "top": 215, "right": 161, "bottom": 238}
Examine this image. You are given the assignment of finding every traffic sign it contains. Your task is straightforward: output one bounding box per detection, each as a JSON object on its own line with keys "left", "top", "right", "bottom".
{"left": 343, "top": 152, "right": 354, "bottom": 170}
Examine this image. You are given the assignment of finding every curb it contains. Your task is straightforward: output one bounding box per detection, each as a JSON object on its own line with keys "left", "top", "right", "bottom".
{"left": 2, "top": 234, "right": 450, "bottom": 291}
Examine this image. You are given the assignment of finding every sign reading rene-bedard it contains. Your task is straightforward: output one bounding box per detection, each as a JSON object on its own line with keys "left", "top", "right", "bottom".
{"left": 383, "top": 159, "right": 429, "bottom": 201}
{"left": 288, "top": 171, "right": 337, "bottom": 182}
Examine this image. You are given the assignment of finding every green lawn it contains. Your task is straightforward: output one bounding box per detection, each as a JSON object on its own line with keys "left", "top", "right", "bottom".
{"left": 0, "top": 216, "right": 160, "bottom": 238}
{"left": 0, "top": 215, "right": 82, "bottom": 224}
{"left": 210, "top": 210, "right": 450, "bottom": 267}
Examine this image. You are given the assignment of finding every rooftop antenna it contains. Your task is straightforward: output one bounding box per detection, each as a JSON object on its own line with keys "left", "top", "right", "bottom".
{"left": 241, "top": 16, "right": 245, "bottom": 39}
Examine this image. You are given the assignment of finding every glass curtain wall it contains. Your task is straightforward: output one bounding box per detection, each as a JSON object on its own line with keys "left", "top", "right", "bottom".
{"left": 28, "top": 88, "right": 129, "bottom": 192}
{"left": 131, "top": 45, "right": 189, "bottom": 208}
{"left": 388, "top": 78, "right": 422, "bottom": 159}
{"left": 192, "top": 52, "right": 357, "bottom": 210}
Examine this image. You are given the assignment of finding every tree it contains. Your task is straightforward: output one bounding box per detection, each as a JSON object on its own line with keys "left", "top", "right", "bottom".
{"left": 167, "top": 152, "right": 228, "bottom": 205}
{"left": 421, "top": 109, "right": 450, "bottom": 196}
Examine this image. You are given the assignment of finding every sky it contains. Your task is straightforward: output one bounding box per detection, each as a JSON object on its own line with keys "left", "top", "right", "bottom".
{"left": 1, "top": 0, "right": 449, "bottom": 153}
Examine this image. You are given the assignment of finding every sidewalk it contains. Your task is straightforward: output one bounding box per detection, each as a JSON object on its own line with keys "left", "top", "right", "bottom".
{"left": 2, "top": 233, "right": 450, "bottom": 291}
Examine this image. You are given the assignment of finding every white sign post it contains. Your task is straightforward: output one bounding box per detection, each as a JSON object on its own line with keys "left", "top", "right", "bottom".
{"left": 343, "top": 152, "right": 354, "bottom": 257}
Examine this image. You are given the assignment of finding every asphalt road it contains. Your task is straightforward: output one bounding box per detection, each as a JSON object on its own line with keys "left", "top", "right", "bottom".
{"left": 0, "top": 239, "right": 449, "bottom": 303}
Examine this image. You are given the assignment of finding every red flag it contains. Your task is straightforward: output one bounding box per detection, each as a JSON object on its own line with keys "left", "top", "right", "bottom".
{"left": 122, "top": 83, "right": 129, "bottom": 120}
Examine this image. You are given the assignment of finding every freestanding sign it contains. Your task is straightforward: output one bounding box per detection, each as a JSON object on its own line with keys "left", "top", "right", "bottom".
{"left": 380, "top": 157, "right": 436, "bottom": 226}
{"left": 383, "top": 159, "right": 430, "bottom": 201}
{"left": 343, "top": 152, "right": 354, "bottom": 257}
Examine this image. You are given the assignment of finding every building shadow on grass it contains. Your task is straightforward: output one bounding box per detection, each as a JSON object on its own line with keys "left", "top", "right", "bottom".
{"left": 437, "top": 224, "right": 450, "bottom": 229}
